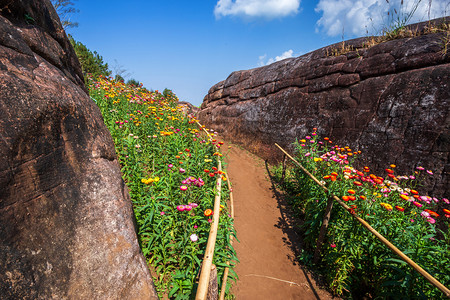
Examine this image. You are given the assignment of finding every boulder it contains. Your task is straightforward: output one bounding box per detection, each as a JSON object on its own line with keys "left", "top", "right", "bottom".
{"left": 0, "top": 0, "right": 157, "bottom": 298}
{"left": 199, "top": 19, "right": 449, "bottom": 198}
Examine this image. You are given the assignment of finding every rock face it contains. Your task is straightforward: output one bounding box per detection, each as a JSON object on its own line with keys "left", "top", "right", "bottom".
{"left": 0, "top": 1, "right": 157, "bottom": 299}
{"left": 199, "top": 19, "right": 449, "bottom": 198}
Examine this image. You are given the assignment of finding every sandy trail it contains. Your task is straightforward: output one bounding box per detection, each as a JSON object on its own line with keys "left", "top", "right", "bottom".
{"left": 224, "top": 143, "right": 333, "bottom": 300}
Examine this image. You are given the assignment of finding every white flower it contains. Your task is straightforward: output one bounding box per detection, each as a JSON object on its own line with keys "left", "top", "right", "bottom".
{"left": 190, "top": 234, "right": 198, "bottom": 242}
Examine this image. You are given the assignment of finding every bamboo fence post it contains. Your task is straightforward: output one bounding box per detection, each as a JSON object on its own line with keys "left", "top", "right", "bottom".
{"left": 207, "top": 264, "right": 218, "bottom": 300}
{"left": 313, "top": 196, "right": 334, "bottom": 264}
{"left": 281, "top": 154, "right": 287, "bottom": 183}
{"left": 195, "top": 161, "right": 223, "bottom": 300}
{"left": 219, "top": 173, "right": 235, "bottom": 300}
{"left": 274, "top": 143, "right": 450, "bottom": 297}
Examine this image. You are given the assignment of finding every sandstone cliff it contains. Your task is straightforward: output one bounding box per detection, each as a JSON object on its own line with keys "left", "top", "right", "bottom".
{"left": 199, "top": 19, "right": 449, "bottom": 198}
{"left": 0, "top": 0, "right": 157, "bottom": 298}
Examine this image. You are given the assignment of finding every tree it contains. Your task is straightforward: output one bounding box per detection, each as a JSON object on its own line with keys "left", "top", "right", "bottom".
{"left": 126, "top": 78, "right": 140, "bottom": 87}
{"left": 68, "top": 35, "right": 111, "bottom": 79}
{"left": 51, "top": 0, "right": 79, "bottom": 29}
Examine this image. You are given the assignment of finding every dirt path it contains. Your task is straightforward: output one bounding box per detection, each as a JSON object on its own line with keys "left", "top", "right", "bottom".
{"left": 224, "top": 143, "right": 333, "bottom": 300}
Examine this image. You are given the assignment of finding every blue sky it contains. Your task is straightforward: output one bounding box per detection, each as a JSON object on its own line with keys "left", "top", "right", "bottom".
{"left": 67, "top": 0, "right": 448, "bottom": 106}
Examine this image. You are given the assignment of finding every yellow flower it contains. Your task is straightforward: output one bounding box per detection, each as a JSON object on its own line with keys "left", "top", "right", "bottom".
{"left": 313, "top": 157, "right": 323, "bottom": 162}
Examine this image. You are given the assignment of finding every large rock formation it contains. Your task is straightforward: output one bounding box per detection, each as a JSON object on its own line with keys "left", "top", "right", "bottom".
{"left": 199, "top": 19, "right": 449, "bottom": 198}
{"left": 0, "top": 0, "right": 157, "bottom": 298}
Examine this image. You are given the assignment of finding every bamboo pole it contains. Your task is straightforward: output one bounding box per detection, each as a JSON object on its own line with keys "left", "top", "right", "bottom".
{"left": 219, "top": 173, "right": 235, "bottom": 300}
{"left": 274, "top": 143, "right": 450, "bottom": 297}
{"left": 196, "top": 161, "right": 223, "bottom": 300}
{"left": 313, "top": 196, "right": 334, "bottom": 263}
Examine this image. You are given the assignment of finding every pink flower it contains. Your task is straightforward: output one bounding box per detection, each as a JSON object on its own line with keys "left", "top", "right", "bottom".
{"left": 413, "top": 201, "right": 422, "bottom": 208}
{"left": 180, "top": 185, "right": 188, "bottom": 191}
{"left": 442, "top": 198, "right": 449, "bottom": 204}
{"left": 193, "top": 225, "right": 198, "bottom": 229}
{"left": 420, "top": 211, "right": 430, "bottom": 218}
{"left": 179, "top": 168, "right": 186, "bottom": 173}
{"left": 160, "top": 211, "right": 165, "bottom": 215}
{"left": 190, "top": 234, "right": 198, "bottom": 242}
{"left": 306, "top": 136, "right": 311, "bottom": 139}
{"left": 330, "top": 243, "right": 336, "bottom": 248}
{"left": 305, "top": 152, "right": 311, "bottom": 157}
{"left": 426, "top": 170, "right": 433, "bottom": 175}
{"left": 427, "top": 217, "right": 436, "bottom": 224}
{"left": 176, "top": 205, "right": 185, "bottom": 211}
{"left": 185, "top": 205, "right": 192, "bottom": 211}
{"left": 207, "top": 219, "right": 212, "bottom": 223}
{"left": 190, "top": 203, "right": 198, "bottom": 208}
{"left": 416, "top": 166, "right": 425, "bottom": 171}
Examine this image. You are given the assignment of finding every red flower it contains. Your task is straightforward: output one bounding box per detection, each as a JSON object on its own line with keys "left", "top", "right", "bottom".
{"left": 395, "top": 206, "right": 405, "bottom": 212}
{"left": 353, "top": 181, "right": 362, "bottom": 186}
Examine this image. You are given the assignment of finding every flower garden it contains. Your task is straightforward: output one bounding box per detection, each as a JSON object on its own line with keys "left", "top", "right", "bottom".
{"left": 88, "top": 76, "right": 236, "bottom": 299}
{"left": 87, "top": 74, "right": 449, "bottom": 299}
{"left": 272, "top": 128, "right": 450, "bottom": 298}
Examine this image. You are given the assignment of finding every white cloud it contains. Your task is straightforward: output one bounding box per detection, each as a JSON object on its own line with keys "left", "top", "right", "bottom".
{"left": 258, "top": 49, "right": 295, "bottom": 66}
{"left": 315, "top": 0, "right": 450, "bottom": 37}
{"left": 215, "top": 0, "right": 301, "bottom": 19}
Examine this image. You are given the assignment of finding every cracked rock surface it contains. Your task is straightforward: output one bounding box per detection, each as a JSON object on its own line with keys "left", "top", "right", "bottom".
{"left": 199, "top": 19, "right": 449, "bottom": 198}
{"left": 0, "top": 0, "right": 157, "bottom": 298}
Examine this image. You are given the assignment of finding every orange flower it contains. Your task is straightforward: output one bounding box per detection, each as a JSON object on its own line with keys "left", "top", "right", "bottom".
{"left": 204, "top": 209, "right": 213, "bottom": 217}
{"left": 359, "top": 195, "right": 366, "bottom": 200}
{"left": 348, "top": 189, "right": 356, "bottom": 194}
{"left": 353, "top": 181, "right": 362, "bottom": 186}
{"left": 400, "top": 194, "right": 410, "bottom": 201}
{"left": 349, "top": 196, "right": 356, "bottom": 201}
{"left": 411, "top": 190, "right": 418, "bottom": 195}
{"left": 342, "top": 196, "right": 350, "bottom": 201}
{"left": 424, "top": 209, "right": 439, "bottom": 218}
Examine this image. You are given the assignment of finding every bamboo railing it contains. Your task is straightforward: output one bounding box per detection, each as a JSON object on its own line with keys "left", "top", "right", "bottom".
{"left": 275, "top": 143, "right": 450, "bottom": 297}
{"left": 194, "top": 120, "right": 235, "bottom": 300}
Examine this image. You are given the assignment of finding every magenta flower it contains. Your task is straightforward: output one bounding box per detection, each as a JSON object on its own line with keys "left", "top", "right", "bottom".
{"left": 416, "top": 166, "right": 425, "bottom": 171}
{"left": 443, "top": 198, "right": 450, "bottom": 204}
{"left": 427, "top": 217, "right": 436, "bottom": 224}
{"left": 330, "top": 243, "right": 336, "bottom": 248}
{"left": 426, "top": 170, "right": 433, "bottom": 175}
{"left": 305, "top": 152, "right": 311, "bottom": 157}
{"left": 160, "top": 211, "right": 165, "bottom": 216}
{"left": 193, "top": 225, "right": 198, "bottom": 229}
{"left": 179, "top": 168, "right": 186, "bottom": 173}
{"left": 190, "top": 203, "right": 198, "bottom": 208}
{"left": 180, "top": 185, "right": 188, "bottom": 191}
{"left": 185, "top": 205, "right": 192, "bottom": 211}
{"left": 176, "top": 205, "right": 185, "bottom": 211}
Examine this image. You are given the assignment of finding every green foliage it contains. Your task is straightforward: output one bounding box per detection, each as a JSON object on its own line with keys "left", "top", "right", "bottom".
{"left": 69, "top": 35, "right": 111, "bottom": 80}
{"left": 271, "top": 131, "right": 450, "bottom": 298}
{"left": 88, "top": 76, "right": 236, "bottom": 299}
{"left": 126, "top": 78, "right": 140, "bottom": 87}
